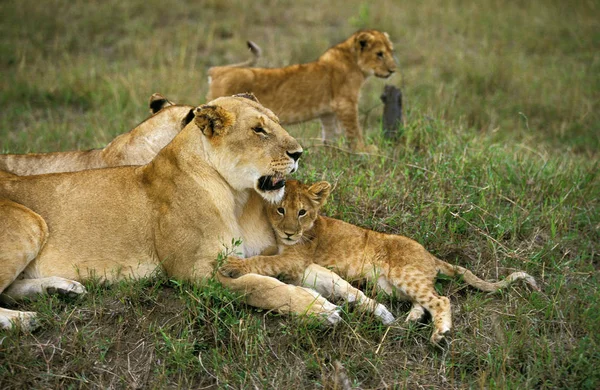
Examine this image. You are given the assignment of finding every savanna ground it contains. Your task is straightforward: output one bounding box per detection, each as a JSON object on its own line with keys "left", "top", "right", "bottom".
{"left": 0, "top": 0, "right": 598, "bottom": 388}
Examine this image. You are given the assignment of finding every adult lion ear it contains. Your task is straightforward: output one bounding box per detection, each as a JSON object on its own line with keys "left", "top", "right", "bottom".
{"left": 233, "top": 92, "right": 260, "bottom": 104}
{"left": 308, "top": 181, "right": 332, "bottom": 207}
{"left": 355, "top": 31, "right": 374, "bottom": 51}
{"left": 148, "top": 92, "right": 174, "bottom": 114}
{"left": 193, "top": 105, "right": 236, "bottom": 137}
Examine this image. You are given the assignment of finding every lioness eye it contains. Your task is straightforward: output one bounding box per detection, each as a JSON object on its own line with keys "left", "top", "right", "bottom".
{"left": 277, "top": 207, "right": 285, "bottom": 215}
{"left": 253, "top": 126, "right": 267, "bottom": 135}
{"left": 298, "top": 209, "right": 307, "bottom": 217}
{"left": 377, "top": 51, "right": 384, "bottom": 58}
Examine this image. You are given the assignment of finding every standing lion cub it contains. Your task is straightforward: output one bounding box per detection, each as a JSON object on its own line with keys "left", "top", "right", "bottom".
{"left": 219, "top": 180, "right": 539, "bottom": 344}
{"left": 207, "top": 30, "right": 397, "bottom": 152}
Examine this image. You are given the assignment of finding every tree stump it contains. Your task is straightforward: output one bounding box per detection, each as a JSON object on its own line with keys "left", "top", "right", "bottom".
{"left": 380, "top": 84, "right": 403, "bottom": 140}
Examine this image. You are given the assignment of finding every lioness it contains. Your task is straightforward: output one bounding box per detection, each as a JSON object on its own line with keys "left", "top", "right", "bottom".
{"left": 0, "top": 95, "right": 341, "bottom": 330}
{"left": 207, "top": 29, "right": 397, "bottom": 152}
{"left": 219, "top": 180, "right": 540, "bottom": 344}
{"left": 0, "top": 93, "right": 194, "bottom": 176}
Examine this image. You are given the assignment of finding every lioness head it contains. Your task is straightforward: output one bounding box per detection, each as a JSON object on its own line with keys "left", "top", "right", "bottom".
{"left": 354, "top": 30, "right": 397, "bottom": 78}
{"left": 267, "top": 180, "right": 331, "bottom": 245}
{"left": 193, "top": 94, "right": 303, "bottom": 203}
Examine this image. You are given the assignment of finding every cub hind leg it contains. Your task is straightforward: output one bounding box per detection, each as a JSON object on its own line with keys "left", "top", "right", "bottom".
{"left": 0, "top": 199, "right": 48, "bottom": 330}
{"left": 376, "top": 275, "right": 425, "bottom": 323}
{"left": 386, "top": 268, "right": 452, "bottom": 345}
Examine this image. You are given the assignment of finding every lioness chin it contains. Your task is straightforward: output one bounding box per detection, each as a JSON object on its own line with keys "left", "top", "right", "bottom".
{"left": 207, "top": 29, "right": 397, "bottom": 152}
{"left": 0, "top": 95, "right": 342, "bottom": 331}
{"left": 219, "top": 180, "right": 540, "bottom": 345}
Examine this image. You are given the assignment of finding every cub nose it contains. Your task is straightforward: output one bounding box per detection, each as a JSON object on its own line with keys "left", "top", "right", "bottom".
{"left": 287, "top": 150, "right": 303, "bottom": 162}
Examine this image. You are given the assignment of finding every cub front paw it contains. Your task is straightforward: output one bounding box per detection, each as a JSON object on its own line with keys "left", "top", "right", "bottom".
{"left": 218, "top": 257, "right": 249, "bottom": 278}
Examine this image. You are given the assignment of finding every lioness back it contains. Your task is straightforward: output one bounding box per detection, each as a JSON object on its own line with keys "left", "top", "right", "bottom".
{"left": 0, "top": 101, "right": 194, "bottom": 176}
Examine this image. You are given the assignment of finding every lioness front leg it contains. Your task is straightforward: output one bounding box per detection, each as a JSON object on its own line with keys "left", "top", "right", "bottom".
{"left": 0, "top": 200, "right": 48, "bottom": 330}
{"left": 218, "top": 273, "right": 341, "bottom": 325}
{"left": 1, "top": 277, "right": 86, "bottom": 304}
{"left": 302, "top": 264, "right": 395, "bottom": 325}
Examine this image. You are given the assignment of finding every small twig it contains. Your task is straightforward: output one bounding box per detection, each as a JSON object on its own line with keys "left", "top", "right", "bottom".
{"left": 375, "top": 325, "right": 391, "bottom": 355}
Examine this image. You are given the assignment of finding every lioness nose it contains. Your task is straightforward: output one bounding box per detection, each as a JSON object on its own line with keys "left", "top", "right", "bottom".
{"left": 287, "top": 150, "right": 303, "bottom": 162}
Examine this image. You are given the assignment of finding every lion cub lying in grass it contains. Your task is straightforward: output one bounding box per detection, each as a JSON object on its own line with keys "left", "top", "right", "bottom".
{"left": 220, "top": 180, "right": 539, "bottom": 344}
{"left": 207, "top": 30, "right": 397, "bottom": 152}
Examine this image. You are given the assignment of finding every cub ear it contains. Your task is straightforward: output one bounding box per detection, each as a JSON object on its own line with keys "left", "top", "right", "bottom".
{"left": 355, "top": 31, "right": 374, "bottom": 51}
{"left": 193, "top": 105, "right": 236, "bottom": 137}
{"left": 233, "top": 92, "right": 260, "bottom": 104}
{"left": 149, "top": 92, "right": 174, "bottom": 114}
{"left": 308, "top": 181, "right": 332, "bottom": 207}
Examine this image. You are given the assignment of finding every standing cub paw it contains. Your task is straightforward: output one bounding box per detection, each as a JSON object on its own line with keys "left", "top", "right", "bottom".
{"left": 218, "top": 257, "right": 250, "bottom": 278}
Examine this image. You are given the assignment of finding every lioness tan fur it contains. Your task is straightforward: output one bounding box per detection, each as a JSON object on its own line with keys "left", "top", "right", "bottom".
{"left": 220, "top": 180, "right": 539, "bottom": 344}
{"left": 207, "top": 29, "right": 397, "bottom": 152}
{"left": 0, "top": 93, "right": 194, "bottom": 176}
{"left": 0, "top": 95, "right": 342, "bottom": 331}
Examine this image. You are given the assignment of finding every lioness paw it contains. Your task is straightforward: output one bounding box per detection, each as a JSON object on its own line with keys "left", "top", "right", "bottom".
{"left": 374, "top": 303, "right": 396, "bottom": 325}
{"left": 0, "top": 309, "right": 38, "bottom": 332}
{"left": 44, "top": 277, "right": 86, "bottom": 298}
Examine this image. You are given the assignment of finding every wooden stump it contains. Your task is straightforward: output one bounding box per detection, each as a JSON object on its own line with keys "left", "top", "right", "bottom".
{"left": 380, "top": 84, "right": 403, "bottom": 140}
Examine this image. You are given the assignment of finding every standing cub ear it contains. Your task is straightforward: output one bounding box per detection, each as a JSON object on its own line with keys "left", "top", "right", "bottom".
{"left": 193, "top": 105, "right": 236, "bottom": 137}
{"left": 355, "top": 31, "right": 374, "bottom": 51}
{"left": 233, "top": 92, "right": 260, "bottom": 104}
{"left": 307, "top": 181, "right": 332, "bottom": 207}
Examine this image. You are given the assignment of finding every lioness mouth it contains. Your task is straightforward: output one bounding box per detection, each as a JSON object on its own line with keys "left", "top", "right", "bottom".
{"left": 258, "top": 174, "right": 286, "bottom": 191}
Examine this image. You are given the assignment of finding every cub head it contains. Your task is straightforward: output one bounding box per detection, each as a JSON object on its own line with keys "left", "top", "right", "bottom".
{"left": 193, "top": 93, "right": 303, "bottom": 203}
{"left": 353, "top": 29, "right": 397, "bottom": 78}
{"left": 267, "top": 180, "right": 331, "bottom": 245}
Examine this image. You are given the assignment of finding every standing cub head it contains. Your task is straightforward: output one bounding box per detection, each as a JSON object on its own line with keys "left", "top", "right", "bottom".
{"left": 193, "top": 94, "right": 303, "bottom": 203}
{"left": 267, "top": 180, "right": 331, "bottom": 245}
{"left": 353, "top": 29, "right": 397, "bottom": 78}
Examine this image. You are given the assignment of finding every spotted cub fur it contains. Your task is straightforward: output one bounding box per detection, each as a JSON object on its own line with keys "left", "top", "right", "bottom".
{"left": 220, "top": 180, "right": 539, "bottom": 344}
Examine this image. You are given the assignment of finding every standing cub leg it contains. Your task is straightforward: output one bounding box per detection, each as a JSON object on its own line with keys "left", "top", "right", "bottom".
{"left": 0, "top": 200, "right": 48, "bottom": 330}
{"left": 319, "top": 114, "right": 341, "bottom": 142}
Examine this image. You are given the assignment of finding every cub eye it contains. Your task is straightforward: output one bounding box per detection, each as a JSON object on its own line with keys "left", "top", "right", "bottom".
{"left": 253, "top": 126, "right": 267, "bottom": 135}
{"left": 277, "top": 207, "right": 285, "bottom": 215}
{"left": 298, "top": 209, "right": 307, "bottom": 217}
{"left": 377, "top": 51, "right": 384, "bottom": 58}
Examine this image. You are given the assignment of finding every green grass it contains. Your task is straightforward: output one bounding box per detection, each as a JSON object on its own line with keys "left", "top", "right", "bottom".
{"left": 1, "top": 0, "right": 599, "bottom": 388}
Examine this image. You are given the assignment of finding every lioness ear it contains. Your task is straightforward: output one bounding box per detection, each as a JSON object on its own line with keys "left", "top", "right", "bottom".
{"left": 308, "top": 181, "right": 332, "bottom": 207}
{"left": 149, "top": 92, "right": 173, "bottom": 114}
{"left": 193, "top": 105, "right": 236, "bottom": 137}
{"left": 233, "top": 92, "right": 260, "bottom": 104}
{"left": 355, "top": 31, "right": 374, "bottom": 51}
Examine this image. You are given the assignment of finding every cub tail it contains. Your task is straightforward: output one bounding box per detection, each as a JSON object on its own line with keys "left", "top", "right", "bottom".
{"left": 433, "top": 255, "right": 539, "bottom": 292}
{"left": 219, "top": 40, "right": 262, "bottom": 69}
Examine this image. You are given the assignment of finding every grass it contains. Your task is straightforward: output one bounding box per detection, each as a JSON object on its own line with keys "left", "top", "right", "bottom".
{"left": 0, "top": 0, "right": 598, "bottom": 388}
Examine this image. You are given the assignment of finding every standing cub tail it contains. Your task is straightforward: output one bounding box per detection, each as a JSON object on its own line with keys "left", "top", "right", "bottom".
{"left": 215, "top": 40, "right": 262, "bottom": 69}
{"left": 434, "top": 256, "right": 539, "bottom": 292}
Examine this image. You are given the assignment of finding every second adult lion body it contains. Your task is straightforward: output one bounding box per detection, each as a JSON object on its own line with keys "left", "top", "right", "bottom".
{"left": 0, "top": 94, "right": 193, "bottom": 175}
{"left": 207, "top": 30, "right": 397, "bottom": 152}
